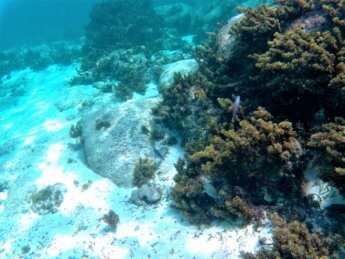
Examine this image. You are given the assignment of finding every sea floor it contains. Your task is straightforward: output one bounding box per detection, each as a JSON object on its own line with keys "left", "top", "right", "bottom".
{"left": 0, "top": 63, "right": 273, "bottom": 258}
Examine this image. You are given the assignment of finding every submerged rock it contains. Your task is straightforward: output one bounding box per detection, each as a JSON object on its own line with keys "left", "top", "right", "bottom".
{"left": 215, "top": 14, "right": 244, "bottom": 59}
{"left": 159, "top": 59, "right": 198, "bottom": 89}
{"left": 130, "top": 183, "right": 162, "bottom": 206}
{"left": 81, "top": 98, "right": 161, "bottom": 187}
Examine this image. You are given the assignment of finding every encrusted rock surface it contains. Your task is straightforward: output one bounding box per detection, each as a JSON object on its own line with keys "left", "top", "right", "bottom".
{"left": 159, "top": 59, "right": 198, "bottom": 89}
{"left": 215, "top": 14, "right": 244, "bottom": 59}
{"left": 82, "top": 98, "right": 161, "bottom": 187}
{"left": 130, "top": 183, "right": 162, "bottom": 205}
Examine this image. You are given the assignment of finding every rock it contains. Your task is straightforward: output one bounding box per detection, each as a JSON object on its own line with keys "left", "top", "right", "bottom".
{"left": 215, "top": 14, "right": 244, "bottom": 59}
{"left": 81, "top": 98, "right": 161, "bottom": 187}
{"left": 159, "top": 59, "right": 198, "bottom": 89}
{"left": 130, "top": 183, "right": 162, "bottom": 206}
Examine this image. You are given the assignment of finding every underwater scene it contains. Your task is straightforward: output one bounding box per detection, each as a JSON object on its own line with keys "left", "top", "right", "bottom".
{"left": 0, "top": 0, "right": 344, "bottom": 258}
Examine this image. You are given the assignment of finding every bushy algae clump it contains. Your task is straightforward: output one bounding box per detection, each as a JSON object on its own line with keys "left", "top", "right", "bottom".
{"left": 70, "top": 0, "right": 164, "bottom": 96}
{"left": 30, "top": 184, "right": 65, "bottom": 215}
{"left": 244, "top": 214, "right": 344, "bottom": 258}
{"left": 84, "top": 0, "right": 163, "bottom": 51}
{"left": 171, "top": 107, "right": 304, "bottom": 223}
{"left": 194, "top": 0, "right": 344, "bottom": 125}
{"left": 102, "top": 210, "right": 120, "bottom": 229}
{"left": 154, "top": 0, "right": 345, "bottom": 255}
{"left": 132, "top": 158, "right": 157, "bottom": 187}
{"left": 308, "top": 117, "right": 345, "bottom": 194}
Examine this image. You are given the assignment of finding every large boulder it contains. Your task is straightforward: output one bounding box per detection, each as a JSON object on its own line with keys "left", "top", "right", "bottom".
{"left": 215, "top": 14, "right": 244, "bottom": 59}
{"left": 159, "top": 59, "right": 198, "bottom": 89}
{"left": 81, "top": 98, "right": 161, "bottom": 187}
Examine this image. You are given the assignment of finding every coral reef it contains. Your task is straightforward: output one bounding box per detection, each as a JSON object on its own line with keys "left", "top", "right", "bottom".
{"left": 133, "top": 158, "right": 157, "bottom": 187}
{"left": 308, "top": 117, "right": 345, "bottom": 194}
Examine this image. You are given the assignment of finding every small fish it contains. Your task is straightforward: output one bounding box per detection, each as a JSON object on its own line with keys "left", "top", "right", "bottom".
{"left": 232, "top": 96, "right": 241, "bottom": 122}
{"left": 200, "top": 175, "right": 220, "bottom": 200}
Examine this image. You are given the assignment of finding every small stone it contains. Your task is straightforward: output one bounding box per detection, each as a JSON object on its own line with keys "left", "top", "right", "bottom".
{"left": 130, "top": 184, "right": 162, "bottom": 205}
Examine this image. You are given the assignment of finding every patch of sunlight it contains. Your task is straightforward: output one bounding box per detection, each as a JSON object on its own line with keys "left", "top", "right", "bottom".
{"left": 44, "top": 119, "right": 64, "bottom": 132}
{"left": 45, "top": 143, "right": 63, "bottom": 163}
{"left": 4, "top": 161, "right": 14, "bottom": 169}
{"left": 36, "top": 161, "right": 112, "bottom": 215}
{"left": 44, "top": 234, "right": 81, "bottom": 257}
{"left": 3, "top": 122, "right": 14, "bottom": 130}
{"left": 60, "top": 178, "right": 111, "bottom": 215}
{"left": 186, "top": 224, "right": 266, "bottom": 256}
{"left": 36, "top": 163, "right": 79, "bottom": 189}
{"left": 93, "top": 236, "right": 129, "bottom": 258}
{"left": 116, "top": 221, "right": 157, "bottom": 246}
{"left": 186, "top": 233, "right": 222, "bottom": 254}
{"left": 18, "top": 212, "right": 40, "bottom": 232}
{"left": 44, "top": 233, "right": 128, "bottom": 258}
{"left": 0, "top": 238, "right": 15, "bottom": 256}
{"left": 24, "top": 136, "right": 35, "bottom": 146}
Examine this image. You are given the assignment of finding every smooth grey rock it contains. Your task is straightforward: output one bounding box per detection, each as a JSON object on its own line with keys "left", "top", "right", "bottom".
{"left": 159, "top": 59, "right": 198, "bottom": 89}
{"left": 82, "top": 98, "right": 160, "bottom": 187}
{"left": 215, "top": 14, "right": 244, "bottom": 59}
{"left": 130, "top": 184, "right": 162, "bottom": 205}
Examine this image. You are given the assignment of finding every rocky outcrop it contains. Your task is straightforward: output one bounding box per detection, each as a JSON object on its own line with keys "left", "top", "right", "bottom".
{"left": 215, "top": 14, "right": 244, "bottom": 59}
{"left": 81, "top": 98, "right": 163, "bottom": 187}
{"left": 159, "top": 59, "right": 198, "bottom": 89}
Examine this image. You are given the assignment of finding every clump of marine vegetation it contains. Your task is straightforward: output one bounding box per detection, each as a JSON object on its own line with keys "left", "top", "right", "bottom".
{"left": 154, "top": 0, "right": 345, "bottom": 256}
{"left": 70, "top": 0, "right": 173, "bottom": 100}
{"left": 132, "top": 157, "right": 157, "bottom": 187}
{"left": 30, "top": 184, "right": 65, "bottom": 215}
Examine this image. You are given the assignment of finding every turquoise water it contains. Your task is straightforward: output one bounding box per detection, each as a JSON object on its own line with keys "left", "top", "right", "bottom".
{"left": 0, "top": 0, "right": 343, "bottom": 258}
